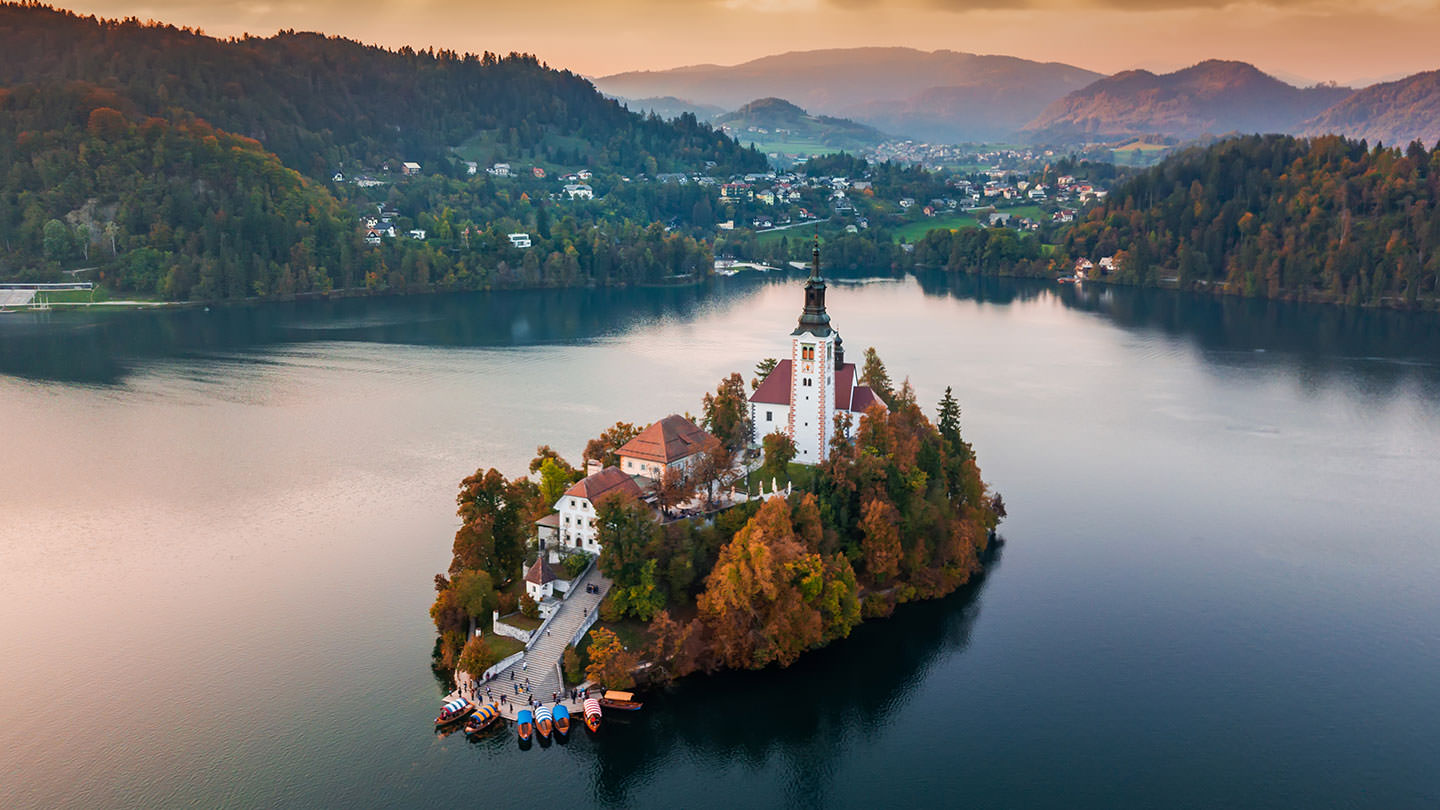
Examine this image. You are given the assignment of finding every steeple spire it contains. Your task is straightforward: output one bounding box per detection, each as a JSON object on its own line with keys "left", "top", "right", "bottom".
{"left": 794, "top": 234, "right": 831, "bottom": 337}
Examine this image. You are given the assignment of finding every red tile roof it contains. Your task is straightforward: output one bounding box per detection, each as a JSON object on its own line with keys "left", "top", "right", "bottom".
{"left": 524, "top": 556, "right": 557, "bottom": 585}
{"left": 850, "top": 385, "right": 881, "bottom": 413}
{"left": 563, "top": 466, "right": 642, "bottom": 503}
{"left": 834, "top": 362, "right": 856, "bottom": 411}
{"left": 750, "top": 359, "right": 793, "bottom": 406}
{"left": 617, "top": 414, "right": 714, "bottom": 464}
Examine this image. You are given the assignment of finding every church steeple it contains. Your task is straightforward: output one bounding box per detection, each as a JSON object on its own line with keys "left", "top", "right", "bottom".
{"left": 794, "top": 235, "right": 831, "bottom": 337}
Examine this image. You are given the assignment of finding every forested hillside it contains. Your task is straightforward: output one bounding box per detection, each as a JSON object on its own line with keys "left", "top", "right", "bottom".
{"left": 1062, "top": 135, "right": 1440, "bottom": 306}
{"left": 0, "top": 4, "right": 761, "bottom": 178}
{"left": 0, "top": 82, "right": 353, "bottom": 298}
{"left": 0, "top": 3, "right": 756, "bottom": 296}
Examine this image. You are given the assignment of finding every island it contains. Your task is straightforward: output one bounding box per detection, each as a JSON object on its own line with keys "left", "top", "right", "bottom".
{"left": 428, "top": 241, "right": 1006, "bottom": 734}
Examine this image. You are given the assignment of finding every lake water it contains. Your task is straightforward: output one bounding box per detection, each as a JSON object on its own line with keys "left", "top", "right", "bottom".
{"left": 3, "top": 274, "right": 1439, "bottom": 808}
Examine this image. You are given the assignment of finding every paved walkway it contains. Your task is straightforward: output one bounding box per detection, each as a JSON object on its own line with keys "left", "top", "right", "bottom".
{"left": 449, "top": 562, "right": 612, "bottom": 724}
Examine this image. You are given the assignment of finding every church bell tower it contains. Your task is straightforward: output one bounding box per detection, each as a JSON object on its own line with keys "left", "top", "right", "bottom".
{"left": 788, "top": 237, "right": 837, "bottom": 463}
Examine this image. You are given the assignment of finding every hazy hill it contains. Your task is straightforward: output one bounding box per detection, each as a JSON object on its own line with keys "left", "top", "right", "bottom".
{"left": 595, "top": 48, "right": 1102, "bottom": 142}
{"left": 716, "top": 97, "right": 886, "bottom": 152}
{"left": 1301, "top": 70, "right": 1440, "bottom": 147}
{"left": 614, "top": 95, "right": 727, "bottom": 121}
{"left": 1024, "top": 60, "right": 1351, "bottom": 142}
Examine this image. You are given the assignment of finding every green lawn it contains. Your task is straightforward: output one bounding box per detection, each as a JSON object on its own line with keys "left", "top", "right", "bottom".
{"left": 36, "top": 286, "right": 160, "bottom": 304}
{"left": 498, "top": 612, "right": 542, "bottom": 632}
{"left": 486, "top": 633, "right": 524, "bottom": 659}
{"left": 893, "top": 212, "right": 978, "bottom": 242}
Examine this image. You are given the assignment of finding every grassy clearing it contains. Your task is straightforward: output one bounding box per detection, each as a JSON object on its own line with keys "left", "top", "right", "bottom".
{"left": 893, "top": 212, "right": 978, "bottom": 242}
{"left": 486, "top": 634, "right": 525, "bottom": 659}
{"left": 498, "top": 612, "right": 542, "bottom": 632}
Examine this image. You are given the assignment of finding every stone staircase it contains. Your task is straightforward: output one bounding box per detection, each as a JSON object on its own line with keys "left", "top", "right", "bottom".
{"left": 492, "top": 564, "right": 611, "bottom": 707}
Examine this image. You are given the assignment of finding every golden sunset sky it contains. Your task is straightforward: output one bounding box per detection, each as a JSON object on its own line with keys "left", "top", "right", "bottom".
{"left": 55, "top": 0, "right": 1440, "bottom": 85}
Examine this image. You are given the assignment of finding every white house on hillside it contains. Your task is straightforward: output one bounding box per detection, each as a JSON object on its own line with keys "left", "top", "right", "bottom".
{"left": 550, "top": 466, "right": 642, "bottom": 555}
{"left": 616, "top": 414, "right": 714, "bottom": 482}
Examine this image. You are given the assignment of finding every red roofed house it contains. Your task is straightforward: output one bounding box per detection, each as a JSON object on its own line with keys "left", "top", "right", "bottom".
{"left": 616, "top": 414, "right": 715, "bottom": 481}
{"left": 524, "top": 555, "right": 558, "bottom": 602}
{"left": 750, "top": 239, "right": 883, "bottom": 464}
{"left": 552, "top": 465, "right": 642, "bottom": 555}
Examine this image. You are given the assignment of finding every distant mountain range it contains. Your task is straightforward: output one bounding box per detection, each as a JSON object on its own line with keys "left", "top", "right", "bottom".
{"left": 594, "top": 47, "right": 1103, "bottom": 142}
{"left": 1023, "top": 60, "right": 1352, "bottom": 142}
{"left": 1300, "top": 70, "right": 1440, "bottom": 146}
{"left": 600, "top": 50, "right": 1440, "bottom": 149}
{"left": 614, "top": 95, "right": 728, "bottom": 121}
{"left": 715, "top": 97, "right": 886, "bottom": 153}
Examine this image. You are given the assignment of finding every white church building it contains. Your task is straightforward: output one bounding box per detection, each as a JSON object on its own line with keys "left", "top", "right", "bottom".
{"left": 749, "top": 240, "right": 882, "bottom": 464}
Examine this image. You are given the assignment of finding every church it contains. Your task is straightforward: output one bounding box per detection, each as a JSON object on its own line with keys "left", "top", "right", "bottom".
{"left": 749, "top": 240, "right": 883, "bottom": 464}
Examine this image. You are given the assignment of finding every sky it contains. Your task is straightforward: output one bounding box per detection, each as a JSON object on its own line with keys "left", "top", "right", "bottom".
{"left": 55, "top": 0, "right": 1440, "bottom": 86}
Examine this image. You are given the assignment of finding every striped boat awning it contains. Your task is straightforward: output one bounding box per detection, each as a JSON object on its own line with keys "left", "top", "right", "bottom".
{"left": 475, "top": 704, "right": 498, "bottom": 721}
{"left": 442, "top": 698, "right": 467, "bottom": 713}
{"left": 535, "top": 705, "right": 553, "bottom": 722}
{"left": 584, "top": 698, "right": 602, "bottom": 717}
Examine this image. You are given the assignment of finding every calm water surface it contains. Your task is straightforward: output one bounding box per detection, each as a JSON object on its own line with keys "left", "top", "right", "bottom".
{"left": 2, "top": 275, "right": 1439, "bottom": 808}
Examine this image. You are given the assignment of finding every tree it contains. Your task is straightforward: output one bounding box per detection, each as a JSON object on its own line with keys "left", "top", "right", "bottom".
{"left": 519, "top": 591, "right": 539, "bottom": 619}
{"left": 752, "top": 357, "right": 779, "bottom": 391}
{"left": 583, "top": 421, "right": 641, "bottom": 468}
{"left": 528, "top": 445, "right": 574, "bottom": 475}
{"left": 538, "top": 457, "right": 577, "bottom": 508}
{"left": 43, "top": 219, "right": 72, "bottom": 262}
{"left": 450, "top": 568, "right": 497, "bottom": 634}
{"left": 859, "top": 498, "right": 902, "bottom": 584}
{"left": 702, "top": 372, "right": 750, "bottom": 450}
{"left": 937, "top": 386, "right": 961, "bottom": 447}
{"left": 696, "top": 496, "right": 859, "bottom": 669}
{"left": 456, "top": 635, "right": 498, "bottom": 678}
{"left": 647, "top": 609, "right": 703, "bottom": 681}
{"left": 585, "top": 627, "right": 639, "bottom": 689}
{"left": 562, "top": 645, "right": 583, "bottom": 685}
{"left": 761, "top": 431, "right": 796, "bottom": 482}
{"left": 691, "top": 436, "right": 737, "bottom": 506}
{"left": 859, "top": 347, "right": 894, "bottom": 405}
{"left": 451, "top": 467, "right": 536, "bottom": 578}
{"left": 653, "top": 464, "right": 695, "bottom": 518}
{"left": 596, "top": 493, "right": 667, "bottom": 618}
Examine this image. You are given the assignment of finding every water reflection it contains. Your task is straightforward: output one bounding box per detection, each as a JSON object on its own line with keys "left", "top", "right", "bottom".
{"left": 3, "top": 275, "right": 1439, "bottom": 395}
{"left": 588, "top": 546, "right": 1002, "bottom": 806}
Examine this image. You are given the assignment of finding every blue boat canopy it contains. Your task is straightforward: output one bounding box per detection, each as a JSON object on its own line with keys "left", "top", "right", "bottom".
{"left": 553, "top": 704, "right": 570, "bottom": 719}
{"left": 517, "top": 709, "right": 533, "bottom": 722}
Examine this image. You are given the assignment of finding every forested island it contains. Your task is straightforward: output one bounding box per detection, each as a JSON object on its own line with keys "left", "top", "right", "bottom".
{"left": 429, "top": 355, "right": 1005, "bottom": 691}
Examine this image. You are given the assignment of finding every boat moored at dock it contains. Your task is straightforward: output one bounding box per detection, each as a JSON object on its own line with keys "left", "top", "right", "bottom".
{"left": 535, "top": 704, "right": 553, "bottom": 739}
{"left": 463, "top": 703, "right": 502, "bottom": 736}
{"left": 553, "top": 704, "right": 571, "bottom": 737}
{"left": 434, "top": 698, "right": 475, "bottom": 727}
{"left": 583, "top": 698, "right": 602, "bottom": 733}
{"left": 599, "top": 690, "right": 643, "bottom": 711}
{"left": 516, "top": 709, "right": 534, "bottom": 742}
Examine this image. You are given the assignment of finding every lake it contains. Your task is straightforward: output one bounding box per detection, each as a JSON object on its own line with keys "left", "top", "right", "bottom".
{"left": 3, "top": 274, "right": 1439, "bottom": 808}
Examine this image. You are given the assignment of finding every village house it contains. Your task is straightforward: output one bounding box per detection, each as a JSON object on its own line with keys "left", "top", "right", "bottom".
{"left": 616, "top": 414, "right": 715, "bottom": 482}
{"left": 488, "top": 163, "right": 511, "bottom": 177}
{"left": 1099, "top": 256, "right": 1117, "bottom": 274}
{"left": 462, "top": 161, "right": 478, "bottom": 175}
{"left": 401, "top": 161, "right": 422, "bottom": 176}
{"left": 408, "top": 229, "right": 427, "bottom": 240}
{"left": 508, "top": 233, "right": 532, "bottom": 249}
{"left": 532, "top": 166, "right": 546, "bottom": 178}
{"left": 1075, "top": 258, "right": 1095, "bottom": 279}
{"left": 750, "top": 241, "right": 883, "bottom": 464}
{"left": 549, "top": 466, "right": 643, "bottom": 555}
{"left": 562, "top": 183, "right": 594, "bottom": 200}
{"left": 331, "top": 171, "right": 345, "bottom": 183}
{"left": 524, "top": 556, "right": 558, "bottom": 602}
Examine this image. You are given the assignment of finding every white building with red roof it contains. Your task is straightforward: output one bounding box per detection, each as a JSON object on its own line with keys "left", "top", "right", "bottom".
{"left": 552, "top": 465, "right": 642, "bottom": 555}
{"left": 616, "top": 414, "right": 715, "bottom": 481}
{"left": 749, "top": 240, "right": 882, "bottom": 464}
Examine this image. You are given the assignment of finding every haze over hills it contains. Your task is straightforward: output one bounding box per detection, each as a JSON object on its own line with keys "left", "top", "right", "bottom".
{"left": 1023, "top": 60, "right": 1352, "bottom": 142}
{"left": 614, "top": 95, "right": 728, "bottom": 121}
{"left": 716, "top": 97, "right": 886, "bottom": 153}
{"left": 1300, "top": 70, "right": 1440, "bottom": 147}
{"left": 595, "top": 47, "right": 1103, "bottom": 142}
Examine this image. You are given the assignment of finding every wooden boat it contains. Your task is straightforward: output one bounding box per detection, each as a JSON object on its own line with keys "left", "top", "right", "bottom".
{"left": 463, "top": 703, "right": 502, "bottom": 736}
{"left": 583, "top": 698, "right": 602, "bottom": 733}
{"left": 516, "top": 709, "right": 534, "bottom": 742}
{"left": 553, "top": 704, "right": 571, "bottom": 737}
{"left": 598, "top": 690, "right": 643, "bottom": 711}
{"left": 434, "top": 697, "right": 475, "bottom": 727}
{"left": 534, "top": 704, "right": 553, "bottom": 739}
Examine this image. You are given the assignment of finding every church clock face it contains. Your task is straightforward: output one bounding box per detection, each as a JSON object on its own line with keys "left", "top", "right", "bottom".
{"left": 802, "top": 361, "right": 813, "bottom": 373}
